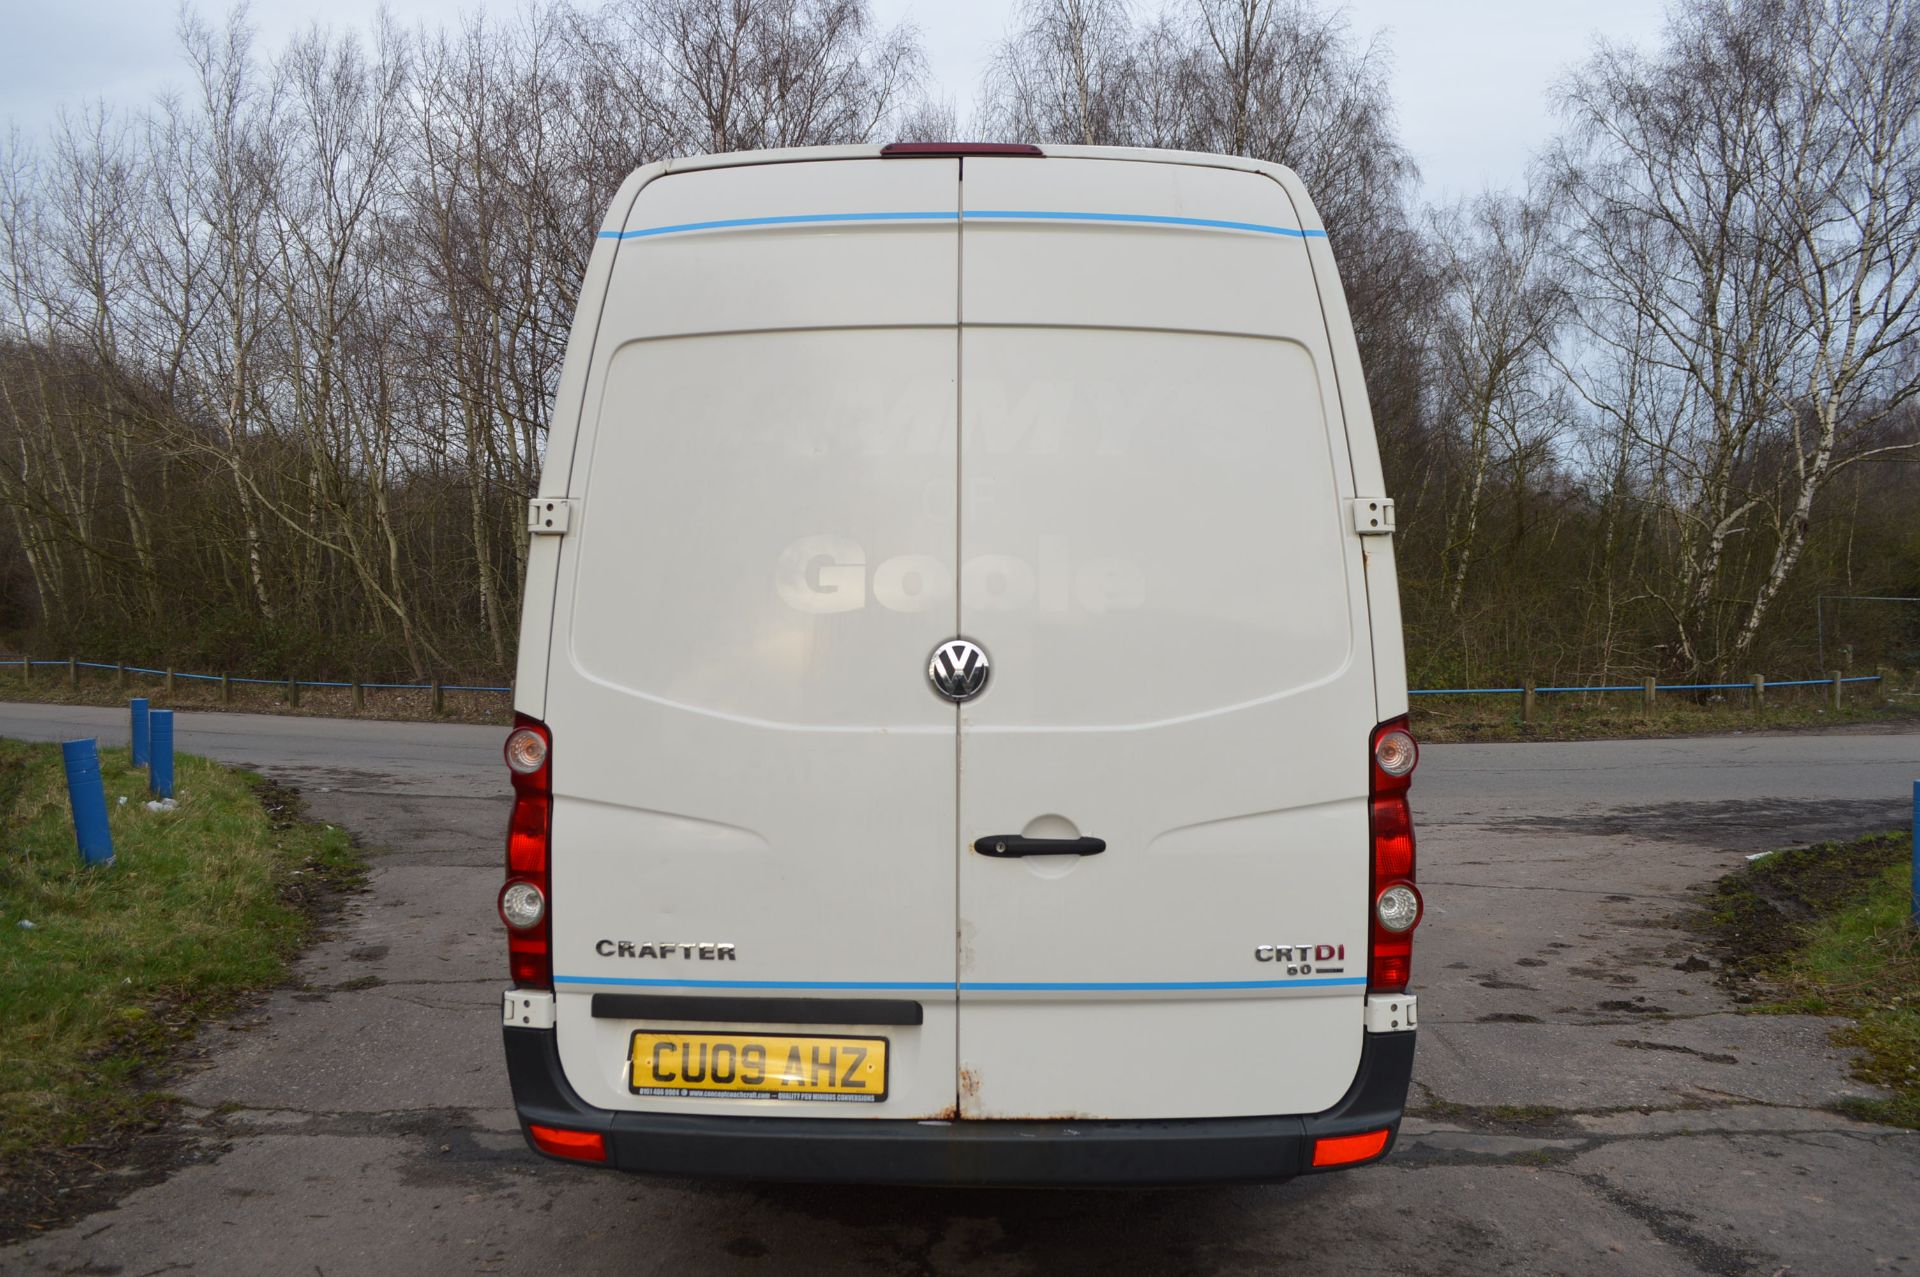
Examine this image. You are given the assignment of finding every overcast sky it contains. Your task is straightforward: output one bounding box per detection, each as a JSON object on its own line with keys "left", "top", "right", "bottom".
{"left": 1, "top": 0, "right": 1673, "bottom": 203}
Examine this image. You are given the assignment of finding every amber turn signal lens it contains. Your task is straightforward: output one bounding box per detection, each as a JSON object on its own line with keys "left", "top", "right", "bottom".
{"left": 1373, "top": 728, "right": 1417, "bottom": 777}
{"left": 505, "top": 727, "right": 548, "bottom": 774}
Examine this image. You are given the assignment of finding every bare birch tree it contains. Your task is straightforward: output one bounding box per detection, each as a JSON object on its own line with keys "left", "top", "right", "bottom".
{"left": 1555, "top": 0, "right": 1920, "bottom": 675}
{"left": 1427, "top": 190, "right": 1567, "bottom": 615}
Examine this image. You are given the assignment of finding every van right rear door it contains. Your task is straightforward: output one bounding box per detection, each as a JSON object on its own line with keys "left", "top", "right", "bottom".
{"left": 952, "top": 156, "right": 1377, "bottom": 1121}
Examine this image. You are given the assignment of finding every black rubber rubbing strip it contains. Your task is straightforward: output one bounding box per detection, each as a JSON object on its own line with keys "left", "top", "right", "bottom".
{"left": 590, "top": 993, "right": 923, "bottom": 1027}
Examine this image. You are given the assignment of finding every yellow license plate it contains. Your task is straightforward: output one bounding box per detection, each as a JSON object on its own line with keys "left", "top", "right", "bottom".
{"left": 628, "top": 1030, "right": 888, "bottom": 1102}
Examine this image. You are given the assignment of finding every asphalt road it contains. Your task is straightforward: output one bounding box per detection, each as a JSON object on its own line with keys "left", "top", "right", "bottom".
{"left": 2, "top": 703, "right": 1917, "bottom": 1275}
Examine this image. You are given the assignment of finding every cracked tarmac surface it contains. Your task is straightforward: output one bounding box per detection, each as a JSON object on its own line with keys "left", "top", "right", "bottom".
{"left": 0, "top": 704, "right": 1916, "bottom": 1274}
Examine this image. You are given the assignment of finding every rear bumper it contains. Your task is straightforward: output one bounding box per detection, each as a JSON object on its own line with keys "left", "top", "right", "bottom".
{"left": 503, "top": 1024, "right": 1415, "bottom": 1186}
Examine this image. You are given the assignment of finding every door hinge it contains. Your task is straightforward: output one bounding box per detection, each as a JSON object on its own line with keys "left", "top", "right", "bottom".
{"left": 1351, "top": 498, "right": 1395, "bottom": 536}
{"left": 1364, "top": 993, "right": 1417, "bottom": 1033}
{"left": 528, "top": 498, "right": 573, "bottom": 535}
{"left": 503, "top": 989, "right": 556, "bottom": 1030}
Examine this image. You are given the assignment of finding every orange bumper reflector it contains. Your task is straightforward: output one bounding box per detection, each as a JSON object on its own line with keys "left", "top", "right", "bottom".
{"left": 528, "top": 1124, "right": 607, "bottom": 1163}
{"left": 1311, "top": 1127, "right": 1391, "bottom": 1168}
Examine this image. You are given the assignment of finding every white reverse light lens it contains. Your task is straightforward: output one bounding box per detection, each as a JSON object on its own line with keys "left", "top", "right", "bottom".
{"left": 505, "top": 728, "right": 548, "bottom": 775}
{"left": 500, "top": 880, "right": 546, "bottom": 930}
{"left": 1376, "top": 884, "right": 1421, "bottom": 933}
{"left": 1374, "top": 728, "right": 1417, "bottom": 777}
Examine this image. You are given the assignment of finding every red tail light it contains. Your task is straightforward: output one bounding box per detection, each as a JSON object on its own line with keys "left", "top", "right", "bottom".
{"left": 1368, "top": 715, "right": 1421, "bottom": 992}
{"left": 503, "top": 713, "right": 553, "bottom": 989}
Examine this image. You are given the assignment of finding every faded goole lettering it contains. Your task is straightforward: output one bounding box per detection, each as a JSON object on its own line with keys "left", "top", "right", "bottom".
{"left": 774, "top": 535, "right": 871, "bottom": 614}
{"left": 775, "top": 536, "right": 1146, "bottom": 615}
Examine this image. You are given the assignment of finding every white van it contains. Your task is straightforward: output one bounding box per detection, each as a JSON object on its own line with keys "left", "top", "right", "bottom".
{"left": 498, "top": 142, "right": 1422, "bottom": 1185}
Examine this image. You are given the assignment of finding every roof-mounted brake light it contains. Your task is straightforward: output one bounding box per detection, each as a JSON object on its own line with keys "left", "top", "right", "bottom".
{"left": 880, "top": 142, "right": 1044, "bottom": 158}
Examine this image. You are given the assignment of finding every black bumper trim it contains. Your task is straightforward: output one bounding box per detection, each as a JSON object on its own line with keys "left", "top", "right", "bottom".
{"left": 590, "top": 992, "right": 923, "bottom": 1026}
{"left": 504, "top": 1024, "right": 1414, "bottom": 1186}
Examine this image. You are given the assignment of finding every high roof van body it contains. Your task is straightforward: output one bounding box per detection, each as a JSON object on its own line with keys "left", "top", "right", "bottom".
{"left": 498, "top": 143, "right": 1422, "bottom": 1185}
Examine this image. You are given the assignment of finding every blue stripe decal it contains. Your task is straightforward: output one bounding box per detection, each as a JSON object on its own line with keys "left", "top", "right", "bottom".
{"left": 962, "top": 977, "right": 1367, "bottom": 991}
{"left": 599, "top": 211, "right": 959, "bottom": 239}
{"left": 966, "top": 209, "right": 1326, "bottom": 237}
{"left": 553, "top": 975, "right": 1364, "bottom": 992}
{"left": 598, "top": 209, "right": 1327, "bottom": 241}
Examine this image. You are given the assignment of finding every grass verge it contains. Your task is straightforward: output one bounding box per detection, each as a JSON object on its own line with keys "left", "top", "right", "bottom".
{"left": 1696, "top": 830, "right": 1918, "bottom": 1127}
{"left": 0, "top": 740, "right": 362, "bottom": 1234}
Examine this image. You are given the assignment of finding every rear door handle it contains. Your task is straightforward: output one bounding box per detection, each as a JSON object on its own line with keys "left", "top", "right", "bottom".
{"left": 973, "top": 835, "right": 1106, "bottom": 858}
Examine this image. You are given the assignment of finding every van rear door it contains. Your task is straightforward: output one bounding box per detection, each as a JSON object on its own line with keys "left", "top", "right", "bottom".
{"left": 542, "top": 157, "right": 963, "bottom": 1119}
{"left": 954, "top": 157, "right": 1375, "bottom": 1119}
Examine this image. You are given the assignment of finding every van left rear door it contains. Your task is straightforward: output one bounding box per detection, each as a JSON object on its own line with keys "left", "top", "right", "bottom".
{"left": 541, "top": 157, "right": 964, "bottom": 1120}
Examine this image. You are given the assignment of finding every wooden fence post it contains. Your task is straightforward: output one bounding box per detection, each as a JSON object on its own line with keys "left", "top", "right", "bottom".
{"left": 115, "top": 661, "right": 126, "bottom": 691}
{"left": 1642, "top": 677, "right": 1657, "bottom": 712}
{"left": 351, "top": 681, "right": 364, "bottom": 714}
{"left": 21, "top": 654, "right": 30, "bottom": 686}
{"left": 67, "top": 656, "right": 78, "bottom": 690}
{"left": 288, "top": 678, "right": 301, "bottom": 709}
{"left": 431, "top": 680, "right": 444, "bottom": 716}
{"left": 164, "top": 668, "right": 175, "bottom": 698}
{"left": 221, "top": 673, "right": 232, "bottom": 706}
{"left": 1750, "top": 673, "right": 1764, "bottom": 712}
{"left": 1831, "top": 669, "right": 1844, "bottom": 709}
{"left": 1522, "top": 679, "right": 1537, "bottom": 724}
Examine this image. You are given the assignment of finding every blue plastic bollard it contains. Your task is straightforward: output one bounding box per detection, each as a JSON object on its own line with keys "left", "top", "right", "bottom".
{"left": 149, "top": 709, "right": 175, "bottom": 799}
{"left": 61, "top": 739, "right": 114, "bottom": 867}
{"left": 130, "top": 697, "right": 150, "bottom": 768}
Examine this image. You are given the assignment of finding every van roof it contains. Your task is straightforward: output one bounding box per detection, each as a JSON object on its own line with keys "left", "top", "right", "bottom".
{"left": 626, "top": 144, "right": 1323, "bottom": 230}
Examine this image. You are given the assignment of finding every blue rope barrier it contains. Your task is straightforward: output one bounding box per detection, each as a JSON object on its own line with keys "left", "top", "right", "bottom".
{"left": 1412, "top": 675, "right": 1881, "bottom": 695}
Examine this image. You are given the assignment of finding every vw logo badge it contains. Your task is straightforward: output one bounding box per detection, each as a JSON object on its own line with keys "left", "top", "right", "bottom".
{"left": 928, "top": 638, "right": 990, "bottom": 703}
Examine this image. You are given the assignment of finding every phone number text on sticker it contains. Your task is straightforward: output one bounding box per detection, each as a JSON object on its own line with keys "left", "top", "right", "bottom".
{"left": 628, "top": 1030, "right": 888, "bottom": 1102}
